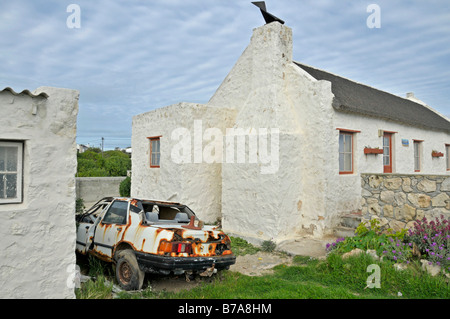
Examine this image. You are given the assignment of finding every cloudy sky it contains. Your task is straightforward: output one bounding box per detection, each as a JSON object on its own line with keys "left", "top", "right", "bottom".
{"left": 1, "top": 1, "right": 449, "bottom": 149}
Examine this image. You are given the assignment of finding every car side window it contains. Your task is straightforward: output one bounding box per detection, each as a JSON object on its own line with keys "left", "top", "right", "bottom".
{"left": 102, "top": 201, "right": 128, "bottom": 225}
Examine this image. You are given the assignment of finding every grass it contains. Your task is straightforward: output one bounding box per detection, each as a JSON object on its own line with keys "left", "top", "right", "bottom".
{"left": 146, "top": 253, "right": 449, "bottom": 300}
{"left": 76, "top": 238, "right": 450, "bottom": 299}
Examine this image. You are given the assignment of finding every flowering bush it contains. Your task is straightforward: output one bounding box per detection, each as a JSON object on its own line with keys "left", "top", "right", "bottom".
{"left": 326, "top": 237, "right": 345, "bottom": 253}
{"left": 326, "top": 219, "right": 409, "bottom": 256}
{"left": 406, "top": 215, "right": 450, "bottom": 269}
{"left": 380, "top": 237, "right": 412, "bottom": 264}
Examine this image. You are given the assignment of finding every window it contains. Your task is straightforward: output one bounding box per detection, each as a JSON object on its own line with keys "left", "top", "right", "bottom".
{"left": 0, "top": 141, "right": 23, "bottom": 204}
{"left": 446, "top": 144, "right": 450, "bottom": 171}
{"left": 413, "top": 140, "right": 423, "bottom": 172}
{"left": 339, "top": 132, "right": 353, "bottom": 174}
{"left": 102, "top": 200, "right": 128, "bottom": 225}
{"left": 383, "top": 133, "right": 392, "bottom": 173}
{"left": 149, "top": 136, "right": 161, "bottom": 168}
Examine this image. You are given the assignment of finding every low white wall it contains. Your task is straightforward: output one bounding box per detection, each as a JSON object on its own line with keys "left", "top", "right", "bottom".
{"left": 76, "top": 177, "right": 126, "bottom": 207}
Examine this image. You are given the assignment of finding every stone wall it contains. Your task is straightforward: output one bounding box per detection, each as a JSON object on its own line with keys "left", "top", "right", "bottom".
{"left": 361, "top": 173, "right": 450, "bottom": 231}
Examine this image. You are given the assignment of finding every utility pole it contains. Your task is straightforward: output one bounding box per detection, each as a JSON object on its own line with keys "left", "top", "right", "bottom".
{"left": 101, "top": 137, "right": 104, "bottom": 157}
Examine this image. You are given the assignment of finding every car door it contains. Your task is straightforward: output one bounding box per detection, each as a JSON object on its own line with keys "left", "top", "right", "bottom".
{"left": 93, "top": 200, "right": 129, "bottom": 259}
{"left": 76, "top": 200, "right": 111, "bottom": 254}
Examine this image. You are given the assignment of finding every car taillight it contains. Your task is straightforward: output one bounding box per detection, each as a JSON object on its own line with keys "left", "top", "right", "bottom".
{"left": 171, "top": 242, "right": 192, "bottom": 254}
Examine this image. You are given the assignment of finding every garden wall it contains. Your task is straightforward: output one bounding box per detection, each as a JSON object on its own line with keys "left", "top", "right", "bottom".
{"left": 361, "top": 173, "right": 450, "bottom": 231}
{"left": 76, "top": 177, "right": 126, "bottom": 207}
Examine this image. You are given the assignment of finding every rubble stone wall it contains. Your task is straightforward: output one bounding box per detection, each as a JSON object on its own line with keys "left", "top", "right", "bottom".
{"left": 361, "top": 173, "right": 450, "bottom": 231}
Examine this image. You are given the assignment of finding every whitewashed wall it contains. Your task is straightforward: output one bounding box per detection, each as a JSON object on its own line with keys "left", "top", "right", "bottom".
{"left": 330, "top": 111, "right": 450, "bottom": 221}
{"left": 0, "top": 87, "right": 79, "bottom": 298}
{"left": 131, "top": 102, "right": 236, "bottom": 223}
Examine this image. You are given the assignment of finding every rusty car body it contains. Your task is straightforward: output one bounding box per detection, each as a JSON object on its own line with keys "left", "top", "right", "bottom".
{"left": 75, "top": 197, "right": 236, "bottom": 290}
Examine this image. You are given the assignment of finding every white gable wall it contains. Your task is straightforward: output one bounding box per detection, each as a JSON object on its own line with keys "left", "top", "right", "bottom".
{"left": 131, "top": 102, "right": 236, "bottom": 223}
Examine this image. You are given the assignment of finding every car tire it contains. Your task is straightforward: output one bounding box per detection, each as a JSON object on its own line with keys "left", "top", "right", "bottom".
{"left": 115, "top": 249, "right": 145, "bottom": 291}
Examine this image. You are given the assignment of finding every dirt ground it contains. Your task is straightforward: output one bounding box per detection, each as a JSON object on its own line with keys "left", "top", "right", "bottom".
{"left": 146, "top": 251, "right": 294, "bottom": 294}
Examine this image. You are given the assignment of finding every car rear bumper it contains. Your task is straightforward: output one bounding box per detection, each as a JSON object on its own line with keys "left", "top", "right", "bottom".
{"left": 134, "top": 251, "right": 236, "bottom": 274}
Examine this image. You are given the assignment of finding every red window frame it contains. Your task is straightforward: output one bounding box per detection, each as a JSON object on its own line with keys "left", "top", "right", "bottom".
{"left": 446, "top": 144, "right": 450, "bottom": 171}
{"left": 148, "top": 136, "right": 161, "bottom": 168}
{"left": 383, "top": 133, "right": 393, "bottom": 173}
{"left": 337, "top": 129, "right": 360, "bottom": 175}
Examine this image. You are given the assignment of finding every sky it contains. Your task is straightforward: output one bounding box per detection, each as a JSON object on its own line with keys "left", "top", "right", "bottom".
{"left": 1, "top": 0, "right": 449, "bottom": 150}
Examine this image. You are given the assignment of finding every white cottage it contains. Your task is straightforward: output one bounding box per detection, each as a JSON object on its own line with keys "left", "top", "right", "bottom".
{"left": 132, "top": 22, "right": 450, "bottom": 244}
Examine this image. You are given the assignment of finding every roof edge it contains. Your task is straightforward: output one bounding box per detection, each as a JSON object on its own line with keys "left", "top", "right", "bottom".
{"left": 1, "top": 87, "right": 49, "bottom": 98}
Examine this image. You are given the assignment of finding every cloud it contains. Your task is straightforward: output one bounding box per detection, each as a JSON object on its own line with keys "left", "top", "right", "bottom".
{"left": 0, "top": 0, "right": 449, "bottom": 148}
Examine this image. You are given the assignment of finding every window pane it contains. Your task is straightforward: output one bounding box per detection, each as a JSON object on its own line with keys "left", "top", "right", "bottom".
{"left": 339, "top": 153, "right": 344, "bottom": 171}
{"left": 6, "top": 147, "right": 18, "bottom": 172}
{"left": 344, "top": 135, "right": 352, "bottom": 153}
{"left": 6, "top": 174, "right": 17, "bottom": 198}
{"left": 0, "top": 147, "right": 5, "bottom": 171}
{"left": 339, "top": 134, "right": 344, "bottom": 153}
{"left": 447, "top": 146, "right": 450, "bottom": 169}
{"left": 0, "top": 174, "right": 4, "bottom": 198}
{"left": 383, "top": 155, "right": 389, "bottom": 166}
{"left": 103, "top": 201, "right": 128, "bottom": 224}
{"left": 156, "top": 140, "right": 160, "bottom": 152}
{"left": 344, "top": 153, "right": 352, "bottom": 171}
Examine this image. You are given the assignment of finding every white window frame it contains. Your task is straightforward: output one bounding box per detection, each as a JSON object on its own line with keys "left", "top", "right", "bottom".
{"left": 0, "top": 141, "right": 23, "bottom": 204}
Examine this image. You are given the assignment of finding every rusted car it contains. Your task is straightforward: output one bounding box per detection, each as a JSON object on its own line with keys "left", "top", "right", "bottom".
{"left": 75, "top": 197, "right": 236, "bottom": 290}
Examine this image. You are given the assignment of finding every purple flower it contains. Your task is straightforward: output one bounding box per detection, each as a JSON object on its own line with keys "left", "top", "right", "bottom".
{"left": 393, "top": 256, "right": 397, "bottom": 260}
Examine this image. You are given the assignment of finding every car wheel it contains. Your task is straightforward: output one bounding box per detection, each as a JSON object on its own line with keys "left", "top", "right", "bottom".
{"left": 115, "top": 249, "right": 145, "bottom": 291}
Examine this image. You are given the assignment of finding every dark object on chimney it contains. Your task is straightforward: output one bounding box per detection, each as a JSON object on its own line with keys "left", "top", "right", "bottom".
{"left": 252, "top": 1, "right": 285, "bottom": 25}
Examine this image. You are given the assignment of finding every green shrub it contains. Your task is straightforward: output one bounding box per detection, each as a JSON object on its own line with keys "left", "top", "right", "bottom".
{"left": 261, "top": 240, "right": 276, "bottom": 252}
{"left": 229, "top": 237, "right": 260, "bottom": 256}
{"left": 327, "top": 219, "right": 409, "bottom": 257}
{"left": 119, "top": 176, "right": 131, "bottom": 197}
{"left": 76, "top": 198, "right": 85, "bottom": 214}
